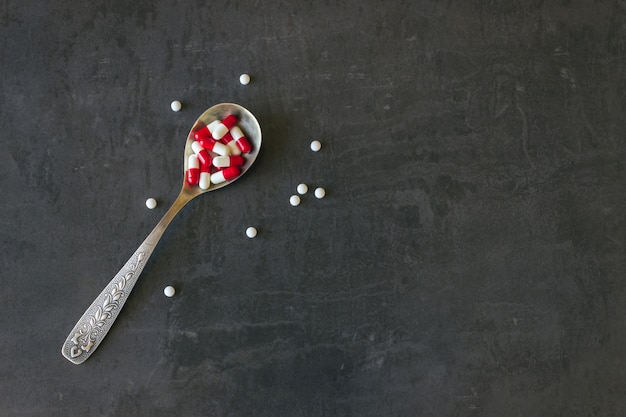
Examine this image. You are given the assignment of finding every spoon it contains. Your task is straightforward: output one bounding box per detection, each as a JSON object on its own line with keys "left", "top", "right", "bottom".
{"left": 61, "top": 103, "right": 262, "bottom": 364}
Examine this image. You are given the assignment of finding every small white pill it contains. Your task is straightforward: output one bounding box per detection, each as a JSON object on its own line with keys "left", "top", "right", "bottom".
{"left": 145, "top": 198, "right": 157, "bottom": 209}
{"left": 246, "top": 226, "right": 257, "bottom": 238}
{"left": 297, "top": 183, "right": 308, "bottom": 195}
{"left": 314, "top": 187, "right": 326, "bottom": 199}
{"left": 310, "top": 140, "right": 322, "bottom": 152}
{"left": 170, "top": 100, "right": 182, "bottom": 112}
{"left": 163, "top": 286, "right": 175, "bottom": 297}
{"left": 290, "top": 195, "right": 301, "bottom": 206}
{"left": 239, "top": 73, "right": 251, "bottom": 85}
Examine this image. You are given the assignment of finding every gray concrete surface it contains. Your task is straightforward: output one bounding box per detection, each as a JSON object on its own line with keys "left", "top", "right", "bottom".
{"left": 1, "top": 1, "right": 625, "bottom": 416}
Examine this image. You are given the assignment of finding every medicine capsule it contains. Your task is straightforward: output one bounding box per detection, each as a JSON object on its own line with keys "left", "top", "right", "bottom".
{"left": 230, "top": 126, "right": 252, "bottom": 153}
{"left": 191, "top": 141, "right": 212, "bottom": 166}
{"left": 170, "top": 100, "right": 182, "bottom": 112}
{"left": 310, "top": 140, "right": 322, "bottom": 152}
{"left": 145, "top": 198, "right": 157, "bottom": 209}
{"left": 197, "top": 136, "right": 230, "bottom": 156}
{"left": 186, "top": 154, "right": 200, "bottom": 185}
{"left": 289, "top": 195, "right": 301, "bottom": 206}
{"left": 210, "top": 166, "right": 240, "bottom": 184}
{"left": 211, "top": 115, "right": 238, "bottom": 140}
{"left": 314, "top": 187, "right": 326, "bottom": 199}
{"left": 199, "top": 160, "right": 211, "bottom": 190}
{"left": 246, "top": 226, "right": 257, "bottom": 238}
{"left": 164, "top": 286, "right": 175, "bottom": 297}
{"left": 193, "top": 124, "right": 212, "bottom": 141}
{"left": 193, "top": 120, "right": 222, "bottom": 141}
{"left": 297, "top": 183, "right": 308, "bottom": 195}
{"left": 213, "top": 155, "right": 245, "bottom": 168}
{"left": 239, "top": 74, "right": 251, "bottom": 85}
{"left": 220, "top": 132, "right": 242, "bottom": 155}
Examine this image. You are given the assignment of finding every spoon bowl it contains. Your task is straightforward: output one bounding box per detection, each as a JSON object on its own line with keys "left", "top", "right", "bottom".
{"left": 183, "top": 102, "right": 262, "bottom": 194}
{"left": 62, "top": 103, "right": 261, "bottom": 364}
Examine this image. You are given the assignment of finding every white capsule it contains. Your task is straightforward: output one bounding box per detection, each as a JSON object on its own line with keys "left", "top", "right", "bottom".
{"left": 164, "top": 286, "right": 176, "bottom": 297}
{"left": 225, "top": 138, "right": 242, "bottom": 155}
{"left": 186, "top": 154, "right": 200, "bottom": 185}
{"left": 199, "top": 172, "right": 211, "bottom": 190}
{"left": 221, "top": 132, "right": 242, "bottom": 156}
{"left": 214, "top": 141, "right": 231, "bottom": 156}
{"left": 170, "top": 100, "right": 182, "bottom": 112}
{"left": 211, "top": 171, "right": 226, "bottom": 184}
{"left": 209, "top": 115, "right": 237, "bottom": 140}
{"left": 229, "top": 126, "right": 252, "bottom": 153}
{"left": 212, "top": 124, "right": 228, "bottom": 140}
{"left": 191, "top": 140, "right": 203, "bottom": 154}
{"left": 246, "top": 226, "right": 257, "bottom": 238}
{"left": 289, "top": 195, "right": 301, "bottom": 206}
{"left": 210, "top": 167, "right": 240, "bottom": 184}
{"left": 297, "top": 183, "right": 308, "bottom": 195}
{"left": 239, "top": 73, "right": 251, "bottom": 85}
{"left": 310, "top": 140, "right": 322, "bottom": 152}
{"left": 207, "top": 120, "right": 221, "bottom": 135}
{"left": 145, "top": 198, "right": 157, "bottom": 209}
{"left": 212, "top": 155, "right": 244, "bottom": 168}
{"left": 314, "top": 187, "right": 326, "bottom": 199}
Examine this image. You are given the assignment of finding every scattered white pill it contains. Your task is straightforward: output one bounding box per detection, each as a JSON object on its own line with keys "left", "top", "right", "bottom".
{"left": 163, "top": 286, "right": 176, "bottom": 297}
{"left": 239, "top": 73, "right": 251, "bottom": 85}
{"left": 170, "top": 100, "right": 182, "bottom": 112}
{"left": 310, "top": 140, "right": 322, "bottom": 152}
{"left": 246, "top": 226, "right": 257, "bottom": 238}
{"left": 290, "top": 195, "right": 301, "bottom": 206}
{"left": 145, "top": 198, "right": 157, "bottom": 209}
{"left": 297, "top": 183, "right": 308, "bottom": 195}
{"left": 314, "top": 187, "right": 326, "bottom": 199}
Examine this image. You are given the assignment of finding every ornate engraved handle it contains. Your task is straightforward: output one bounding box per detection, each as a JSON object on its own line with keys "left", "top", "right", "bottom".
{"left": 61, "top": 244, "right": 153, "bottom": 364}
{"left": 61, "top": 190, "right": 193, "bottom": 364}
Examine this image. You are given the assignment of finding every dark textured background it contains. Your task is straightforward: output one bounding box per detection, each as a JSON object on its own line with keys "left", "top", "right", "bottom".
{"left": 1, "top": 0, "right": 625, "bottom": 416}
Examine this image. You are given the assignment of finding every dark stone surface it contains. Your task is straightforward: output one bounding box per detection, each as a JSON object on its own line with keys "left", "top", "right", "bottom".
{"left": 1, "top": 0, "right": 625, "bottom": 415}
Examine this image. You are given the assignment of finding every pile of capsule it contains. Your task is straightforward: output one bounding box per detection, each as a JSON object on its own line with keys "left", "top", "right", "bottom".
{"left": 186, "top": 114, "right": 252, "bottom": 189}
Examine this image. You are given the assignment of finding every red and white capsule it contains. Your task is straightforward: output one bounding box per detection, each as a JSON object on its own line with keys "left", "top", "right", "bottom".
{"left": 210, "top": 166, "right": 240, "bottom": 184}
{"left": 230, "top": 126, "right": 252, "bottom": 153}
{"left": 210, "top": 115, "right": 238, "bottom": 140}
{"left": 199, "top": 159, "right": 211, "bottom": 190}
{"left": 197, "top": 136, "right": 230, "bottom": 156}
{"left": 186, "top": 154, "right": 200, "bottom": 185}
{"left": 193, "top": 124, "right": 212, "bottom": 142}
{"left": 191, "top": 141, "right": 212, "bottom": 166}
{"left": 220, "top": 132, "right": 242, "bottom": 156}
{"left": 212, "top": 155, "right": 245, "bottom": 168}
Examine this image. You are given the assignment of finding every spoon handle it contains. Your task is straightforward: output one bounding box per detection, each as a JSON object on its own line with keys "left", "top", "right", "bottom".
{"left": 61, "top": 191, "right": 192, "bottom": 364}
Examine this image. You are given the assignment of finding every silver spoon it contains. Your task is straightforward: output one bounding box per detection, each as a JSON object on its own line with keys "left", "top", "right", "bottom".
{"left": 61, "top": 103, "right": 262, "bottom": 364}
